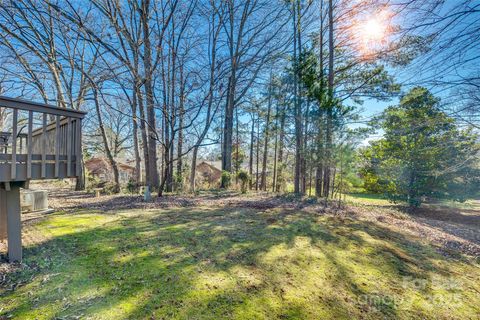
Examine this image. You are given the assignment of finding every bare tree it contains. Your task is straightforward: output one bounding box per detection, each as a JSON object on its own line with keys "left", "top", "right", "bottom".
{"left": 220, "top": 0, "right": 290, "bottom": 186}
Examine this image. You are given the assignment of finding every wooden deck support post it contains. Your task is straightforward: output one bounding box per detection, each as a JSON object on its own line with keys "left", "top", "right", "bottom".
{"left": 0, "top": 188, "right": 7, "bottom": 241}
{"left": 1, "top": 182, "right": 23, "bottom": 262}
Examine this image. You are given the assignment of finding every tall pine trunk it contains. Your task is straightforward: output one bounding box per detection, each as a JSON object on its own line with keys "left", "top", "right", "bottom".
{"left": 249, "top": 114, "right": 255, "bottom": 190}
{"left": 272, "top": 100, "right": 279, "bottom": 192}
{"left": 260, "top": 77, "right": 273, "bottom": 191}
{"left": 323, "top": 0, "right": 335, "bottom": 198}
{"left": 176, "top": 75, "right": 184, "bottom": 190}
{"left": 315, "top": 0, "right": 325, "bottom": 198}
{"left": 276, "top": 100, "right": 286, "bottom": 192}
{"left": 293, "top": 0, "right": 304, "bottom": 194}
{"left": 255, "top": 119, "right": 260, "bottom": 191}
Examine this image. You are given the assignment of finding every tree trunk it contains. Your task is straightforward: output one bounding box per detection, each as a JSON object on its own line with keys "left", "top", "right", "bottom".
{"left": 93, "top": 88, "right": 120, "bottom": 193}
{"left": 221, "top": 5, "right": 238, "bottom": 183}
{"left": 272, "top": 101, "right": 279, "bottom": 192}
{"left": 190, "top": 146, "right": 199, "bottom": 192}
{"left": 297, "top": 0, "right": 306, "bottom": 195}
{"left": 176, "top": 63, "right": 185, "bottom": 190}
{"left": 331, "top": 166, "right": 337, "bottom": 199}
{"left": 292, "top": 0, "right": 303, "bottom": 194}
{"left": 168, "top": 25, "right": 177, "bottom": 193}
{"left": 256, "top": 118, "right": 260, "bottom": 191}
{"left": 276, "top": 100, "right": 286, "bottom": 193}
{"left": 324, "top": 0, "right": 335, "bottom": 199}
{"left": 75, "top": 159, "right": 85, "bottom": 191}
{"left": 131, "top": 86, "right": 141, "bottom": 183}
{"left": 249, "top": 114, "right": 255, "bottom": 190}
{"left": 221, "top": 75, "right": 235, "bottom": 183}
{"left": 302, "top": 99, "right": 310, "bottom": 194}
{"left": 136, "top": 84, "right": 149, "bottom": 184}
{"left": 235, "top": 106, "right": 239, "bottom": 184}
{"left": 315, "top": 120, "right": 324, "bottom": 197}
{"left": 315, "top": 0, "right": 325, "bottom": 198}
{"left": 177, "top": 93, "right": 184, "bottom": 190}
{"left": 141, "top": 0, "right": 159, "bottom": 190}
{"left": 260, "top": 77, "right": 273, "bottom": 191}
{"left": 158, "top": 153, "right": 169, "bottom": 197}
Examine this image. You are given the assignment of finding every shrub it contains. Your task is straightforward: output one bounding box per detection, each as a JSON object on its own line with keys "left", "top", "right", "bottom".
{"left": 237, "top": 170, "right": 249, "bottom": 194}
{"left": 104, "top": 182, "right": 120, "bottom": 194}
{"left": 221, "top": 171, "right": 232, "bottom": 189}
{"left": 126, "top": 179, "right": 141, "bottom": 194}
{"left": 174, "top": 172, "right": 184, "bottom": 192}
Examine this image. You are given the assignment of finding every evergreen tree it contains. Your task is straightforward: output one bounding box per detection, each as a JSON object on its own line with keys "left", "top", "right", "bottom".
{"left": 360, "top": 87, "right": 480, "bottom": 207}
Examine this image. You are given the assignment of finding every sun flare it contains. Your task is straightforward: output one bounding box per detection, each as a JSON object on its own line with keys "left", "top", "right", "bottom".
{"left": 363, "top": 18, "right": 386, "bottom": 42}
{"left": 355, "top": 10, "right": 392, "bottom": 58}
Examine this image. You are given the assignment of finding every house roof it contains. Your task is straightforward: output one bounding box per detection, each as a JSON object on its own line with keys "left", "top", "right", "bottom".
{"left": 197, "top": 160, "right": 221, "bottom": 170}
{"left": 195, "top": 161, "right": 222, "bottom": 181}
{"left": 196, "top": 161, "right": 222, "bottom": 172}
{"left": 85, "top": 157, "right": 135, "bottom": 174}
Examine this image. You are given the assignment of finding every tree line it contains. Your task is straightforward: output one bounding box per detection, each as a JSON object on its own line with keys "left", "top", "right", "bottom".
{"left": 0, "top": 0, "right": 478, "bottom": 203}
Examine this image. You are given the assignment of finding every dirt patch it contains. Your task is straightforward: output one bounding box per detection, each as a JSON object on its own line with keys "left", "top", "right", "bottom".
{"left": 411, "top": 205, "right": 480, "bottom": 227}
{"left": 350, "top": 204, "right": 480, "bottom": 257}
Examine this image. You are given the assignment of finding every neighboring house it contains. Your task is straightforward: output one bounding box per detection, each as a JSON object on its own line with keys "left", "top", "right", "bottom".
{"left": 85, "top": 157, "right": 136, "bottom": 184}
{"left": 194, "top": 160, "right": 267, "bottom": 188}
{"left": 195, "top": 161, "right": 222, "bottom": 187}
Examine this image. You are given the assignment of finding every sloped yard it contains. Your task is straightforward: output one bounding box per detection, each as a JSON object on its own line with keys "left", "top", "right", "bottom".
{"left": 0, "top": 193, "right": 479, "bottom": 319}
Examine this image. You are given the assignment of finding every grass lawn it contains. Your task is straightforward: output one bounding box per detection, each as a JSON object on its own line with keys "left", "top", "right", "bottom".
{"left": 344, "top": 193, "right": 392, "bottom": 206}
{"left": 1, "top": 204, "right": 479, "bottom": 319}
{"left": 345, "top": 193, "right": 480, "bottom": 209}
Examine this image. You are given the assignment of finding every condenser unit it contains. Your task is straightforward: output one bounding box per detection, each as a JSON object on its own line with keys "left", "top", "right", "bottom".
{"left": 20, "top": 190, "right": 49, "bottom": 213}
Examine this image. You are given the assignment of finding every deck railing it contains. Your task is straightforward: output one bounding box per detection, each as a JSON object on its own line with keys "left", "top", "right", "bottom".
{"left": 0, "top": 96, "right": 86, "bottom": 182}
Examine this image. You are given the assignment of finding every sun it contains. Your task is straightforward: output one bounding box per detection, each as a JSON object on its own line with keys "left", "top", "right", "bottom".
{"left": 355, "top": 10, "right": 392, "bottom": 58}
{"left": 362, "top": 17, "right": 386, "bottom": 42}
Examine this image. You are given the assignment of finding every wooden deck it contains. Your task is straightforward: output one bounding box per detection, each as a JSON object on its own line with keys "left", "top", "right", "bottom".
{"left": 0, "top": 96, "right": 86, "bottom": 182}
{"left": 0, "top": 96, "right": 85, "bottom": 262}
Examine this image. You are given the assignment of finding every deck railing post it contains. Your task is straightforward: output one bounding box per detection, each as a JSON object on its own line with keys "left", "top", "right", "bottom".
{"left": 67, "top": 117, "right": 72, "bottom": 177}
{"left": 55, "top": 115, "right": 60, "bottom": 178}
{"left": 76, "top": 119, "right": 82, "bottom": 177}
{"left": 11, "top": 109, "right": 18, "bottom": 180}
{"left": 41, "top": 113, "right": 47, "bottom": 178}
{"left": 27, "top": 111, "right": 33, "bottom": 179}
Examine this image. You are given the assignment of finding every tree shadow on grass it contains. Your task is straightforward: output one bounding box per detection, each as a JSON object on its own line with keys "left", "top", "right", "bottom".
{"left": 0, "top": 206, "right": 477, "bottom": 319}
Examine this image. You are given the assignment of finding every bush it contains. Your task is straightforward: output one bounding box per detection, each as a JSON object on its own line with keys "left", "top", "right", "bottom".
{"left": 85, "top": 170, "right": 102, "bottom": 192}
{"left": 104, "top": 182, "right": 120, "bottom": 195}
{"left": 237, "top": 170, "right": 249, "bottom": 194}
{"left": 174, "top": 172, "right": 184, "bottom": 192}
{"left": 221, "top": 171, "right": 232, "bottom": 189}
{"left": 126, "top": 179, "right": 141, "bottom": 194}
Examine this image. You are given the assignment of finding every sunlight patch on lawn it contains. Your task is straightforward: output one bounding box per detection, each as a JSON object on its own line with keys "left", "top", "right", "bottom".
{"left": 1, "top": 206, "right": 479, "bottom": 319}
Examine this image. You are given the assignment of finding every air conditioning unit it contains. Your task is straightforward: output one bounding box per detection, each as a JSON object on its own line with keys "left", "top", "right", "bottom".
{"left": 20, "top": 190, "right": 49, "bottom": 213}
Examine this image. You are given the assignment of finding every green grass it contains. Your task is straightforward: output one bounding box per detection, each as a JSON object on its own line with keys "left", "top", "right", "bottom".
{"left": 1, "top": 206, "right": 479, "bottom": 319}
{"left": 345, "top": 193, "right": 480, "bottom": 211}
{"left": 426, "top": 199, "right": 480, "bottom": 210}
{"left": 344, "top": 193, "right": 392, "bottom": 206}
